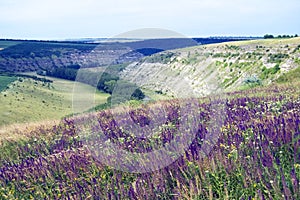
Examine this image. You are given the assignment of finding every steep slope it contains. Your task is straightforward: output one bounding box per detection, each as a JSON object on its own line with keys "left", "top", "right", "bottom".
{"left": 0, "top": 38, "right": 254, "bottom": 73}
{"left": 120, "top": 37, "right": 300, "bottom": 97}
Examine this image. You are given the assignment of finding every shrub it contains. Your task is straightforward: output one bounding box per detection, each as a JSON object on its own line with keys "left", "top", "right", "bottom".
{"left": 264, "top": 34, "right": 274, "bottom": 39}
{"left": 260, "top": 64, "right": 281, "bottom": 79}
{"left": 243, "top": 76, "right": 262, "bottom": 88}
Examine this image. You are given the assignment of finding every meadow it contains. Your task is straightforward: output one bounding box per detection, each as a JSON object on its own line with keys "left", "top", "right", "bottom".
{"left": 0, "top": 81, "right": 299, "bottom": 199}
{"left": 0, "top": 75, "right": 17, "bottom": 92}
{"left": 0, "top": 74, "right": 109, "bottom": 127}
{"left": 0, "top": 38, "right": 299, "bottom": 199}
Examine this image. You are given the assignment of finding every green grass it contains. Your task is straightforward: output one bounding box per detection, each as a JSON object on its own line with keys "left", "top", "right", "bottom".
{"left": 259, "top": 64, "right": 281, "bottom": 80}
{"left": 0, "top": 40, "right": 21, "bottom": 49}
{"left": 0, "top": 75, "right": 17, "bottom": 92}
{"left": 0, "top": 82, "right": 299, "bottom": 199}
{"left": 0, "top": 75, "right": 109, "bottom": 127}
{"left": 206, "top": 37, "right": 300, "bottom": 47}
{"left": 276, "top": 66, "right": 300, "bottom": 83}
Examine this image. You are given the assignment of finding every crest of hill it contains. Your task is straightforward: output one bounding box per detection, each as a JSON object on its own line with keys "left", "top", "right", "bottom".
{"left": 120, "top": 37, "right": 300, "bottom": 97}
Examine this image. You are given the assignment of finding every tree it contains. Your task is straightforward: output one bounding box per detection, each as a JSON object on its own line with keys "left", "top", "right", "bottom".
{"left": 264, "top": 34, "right": 274, "bottom": 39}
{"left": 131, "top": 88, "right": 145, "bottom": 100}
{"left": 97, "top": 72, "right": 119, "bottom": 91}
{"left": 104, "top": 80, "right": 116, "bottom": 94}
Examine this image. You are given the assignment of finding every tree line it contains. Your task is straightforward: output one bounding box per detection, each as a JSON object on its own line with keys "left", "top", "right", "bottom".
{"left": 43, "top": 65, "right": 145, "bottom": 103}
{"left": 264, "top": 34, "right": 298, "bottom": 39}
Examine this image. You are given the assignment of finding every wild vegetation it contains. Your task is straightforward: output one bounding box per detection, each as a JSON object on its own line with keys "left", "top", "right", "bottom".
{"left": 0, "top": 37, "right": 299, "bottom": 199}
{"left": 0, "top": 75, "right": 17, "bottom": 92}
{"left": 0, "top": 82, "right": 299, "bottom": 199}
{"left": 0, "top": 37, "right": 253, "bottom": 73}
{"left": 0, "top": 40, "right": 139, "bottom": 72}
{"left": 121, "top": 37, "right": 300, "bottom": 96}
{"left": 44, "top": 63, "right": 145, "bottom": 103}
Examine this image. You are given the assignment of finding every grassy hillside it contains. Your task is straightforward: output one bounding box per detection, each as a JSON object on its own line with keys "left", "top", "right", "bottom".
{"left": 121, "top": 37, "right": 300, "bottom": 97}
{"left": 0, "top": 82, "right": 299, "bottom": 199}
{"left": 0, "top": 40, "right": 21, "bottom": 49}
{"left": 0, "top": 38, "right": 299, "bottom": 199}
{"left": 0, "top": 75, "right": 109, "bottom": 127}
{"left": 0, "top": 38, "right": 256, "bottom": 73}
{"left": 0, "top": 75, "right": 17, "bottom": 92}
{"left": 276, "top": 65, "right": 300, "bottom": 83}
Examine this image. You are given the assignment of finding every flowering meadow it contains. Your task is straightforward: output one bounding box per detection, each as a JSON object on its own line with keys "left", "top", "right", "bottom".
{"left": 0, "top": 83, "right": 299, "bottom": 199}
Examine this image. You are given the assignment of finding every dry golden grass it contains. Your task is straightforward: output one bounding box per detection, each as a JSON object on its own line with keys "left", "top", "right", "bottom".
{"left": 0, "top": 120, "right": 59, "bottom": 143}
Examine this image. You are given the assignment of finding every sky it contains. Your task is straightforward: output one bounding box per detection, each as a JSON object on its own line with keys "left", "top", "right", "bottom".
{"left": 0, "top": 0, "right": 299, "bottom": 40}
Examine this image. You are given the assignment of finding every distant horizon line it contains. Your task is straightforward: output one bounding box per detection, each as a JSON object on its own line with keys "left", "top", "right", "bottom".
{"left": 0, "top": 35, "right": 264, "bottom": 42}
{"left": 3, "top": 33, "right": 300, "bottom": 41}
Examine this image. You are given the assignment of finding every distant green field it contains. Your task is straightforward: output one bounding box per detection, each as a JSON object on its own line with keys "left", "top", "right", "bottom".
{"left": 206, "top": 36, "right": 300, "bottom": 47}
{"left": 0, "top": 75, "right": 109, "bottom": 127}
{"left": 0, "top": 75, "right": 17, "bottom": 92}
{"left": 0, "top": 40, "right": 21, "bottom": 49}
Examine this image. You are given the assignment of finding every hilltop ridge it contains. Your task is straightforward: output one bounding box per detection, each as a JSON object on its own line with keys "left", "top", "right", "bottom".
{"left": 120, "top": 37, "right": 300, "bottom": 97}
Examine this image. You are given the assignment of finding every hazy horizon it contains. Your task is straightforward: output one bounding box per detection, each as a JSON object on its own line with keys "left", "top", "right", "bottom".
{"left": 0, "top": 35, "right": 265, "bottom": 41}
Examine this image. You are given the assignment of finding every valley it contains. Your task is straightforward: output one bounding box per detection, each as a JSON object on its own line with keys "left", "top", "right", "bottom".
{"left": 0, "top": 37, "right": 299, "bottom": 199}
{"left": 1, "top": 0, "right": 299, "bottom": 198}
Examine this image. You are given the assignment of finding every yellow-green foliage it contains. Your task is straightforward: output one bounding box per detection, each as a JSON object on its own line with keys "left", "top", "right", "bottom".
{"left": 0, "top": 77, "right": 109, "bottom": 127}
{"left": 276, "top": 66, "right": 300, "bottom": 83}
{"left": 0, "top": 75, "right": 17, "bottom": 92}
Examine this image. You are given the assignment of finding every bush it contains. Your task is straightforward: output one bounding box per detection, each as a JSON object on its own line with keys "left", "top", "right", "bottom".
{"left": 264, "top": 34, "right": 274, "bottom": 39}
{"left": 107, "top": 80, "right": 145, "bottom": 105}
{"left": 131, "top": 88, "right": 145, "bottom": 100}
{"left": 46, "top": 67, "right": 78, "bottom": 81}
{"left": 260, "top": 64, "right": 281, "bottom": 79}
{"left": 268, "top": 53, "right": 289, "bottom": 63}
{"left": 103, "top": 80, "right": 117, "bottom": 94}
{"left": 243, "top": 76, "right": 262, "bottom": 88}
{"left": 145, "top": 52, "right": 175, "bottom": 64}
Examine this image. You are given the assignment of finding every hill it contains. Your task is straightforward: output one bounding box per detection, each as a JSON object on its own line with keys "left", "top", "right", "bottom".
{"left": 0, "top": 37, "right": 299, "bottom": 199}
{"left": 0, "top": 74, "right": 109, "bottom": 127}
{"left": 0, "top": 81, "right": 299, "bottom": 199}
{"left": 0, "top": 37, "right": 254, "bottom": 73}
{"left": 120, "top": 37, "right": 300, "bottom": 97}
